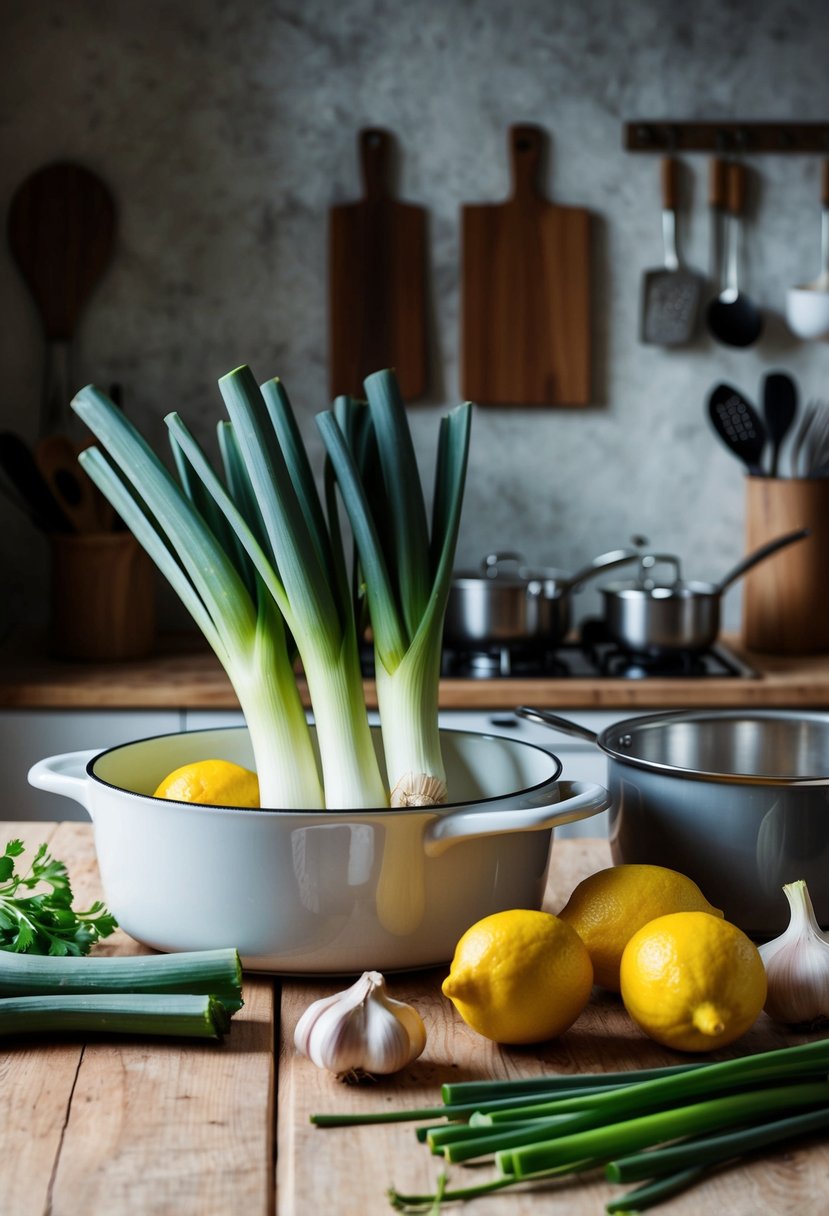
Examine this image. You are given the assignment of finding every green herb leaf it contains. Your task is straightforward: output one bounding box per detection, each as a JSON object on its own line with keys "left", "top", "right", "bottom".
{"left": 0, "top": 840, "right": 118, "bottom": 957}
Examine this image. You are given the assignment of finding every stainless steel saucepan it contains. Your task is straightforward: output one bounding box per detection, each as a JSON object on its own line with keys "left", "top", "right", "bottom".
{"left": 599, "top": 527, "right": 809, "bottom": 653}
{"left": 445, "top": 548, "right": 637, "bottom": 649}
{"left": 517, "top": 705, "right": 829, "bottom": 937}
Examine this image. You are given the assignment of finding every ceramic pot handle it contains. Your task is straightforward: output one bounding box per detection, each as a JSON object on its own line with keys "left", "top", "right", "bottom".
{"left": 422, "top": 781, "right": 609, "bottom": 857}
{"left": 28, "top": 750, "right": 99, "bottom": 813}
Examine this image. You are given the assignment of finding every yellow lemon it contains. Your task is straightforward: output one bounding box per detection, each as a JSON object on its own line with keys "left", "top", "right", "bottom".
{"left": 557, "top": 864, "right": 723, "bottom": 992}
{"left": 441, "top": 909, "right": 593, "bottom": 1044}
{"left": 153, "top": 759, "right": 260, "bottom": 808}
{"left": 619, "top": 910, "right": 767, "bottom": 1053}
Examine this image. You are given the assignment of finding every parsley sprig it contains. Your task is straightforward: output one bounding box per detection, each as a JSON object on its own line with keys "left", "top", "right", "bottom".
{"left": 0, "top": 839, "right": 117, "bottom": 956}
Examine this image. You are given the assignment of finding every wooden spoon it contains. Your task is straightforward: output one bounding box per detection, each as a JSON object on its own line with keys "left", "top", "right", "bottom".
{"left": 7, "top": 162, "right": 116, "bottom": 435}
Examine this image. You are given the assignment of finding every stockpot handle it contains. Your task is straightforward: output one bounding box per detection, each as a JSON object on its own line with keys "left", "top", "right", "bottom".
{"left": 482, "top": 551, "right": 524, "bottom": 577}
{"left": 28, "top": 749, "right": 99, "bottom": 812}
{"left": 516, "top": 706, "right": 600, "bottom": 744}
{"left": 422, "top": 780, "right": 609, "bottom": 857}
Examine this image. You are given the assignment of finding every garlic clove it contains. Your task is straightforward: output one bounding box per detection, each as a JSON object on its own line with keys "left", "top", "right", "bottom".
{"left": 294, "top": 970, "right": 427, "bottom": 1079}
{"left": 758, "top": 879, "right": 829, "bottom": 1026}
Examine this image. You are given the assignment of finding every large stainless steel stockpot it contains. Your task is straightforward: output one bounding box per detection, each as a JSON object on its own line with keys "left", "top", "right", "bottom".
{"left": 446, "top": 548, "right": 636, "bottom": 648}
{"left": 518, "top": 706, "right": 829, "bottom": 938}
{"left": 28, "top": 725, "right": 608, "bottom": 974}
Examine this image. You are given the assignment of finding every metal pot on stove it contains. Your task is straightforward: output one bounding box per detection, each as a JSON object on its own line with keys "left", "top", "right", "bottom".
{"left": 445, "top": 549, "right": 638, "bottom": 649}
{"left": 599, "top": 528, "right": 809, "bottom": 654}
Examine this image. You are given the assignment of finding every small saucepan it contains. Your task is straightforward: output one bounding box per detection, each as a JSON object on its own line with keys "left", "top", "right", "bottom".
{"left": 599, "top": 528, "right": 809, "bottom": 654}
{"left": 445, "top": 548, "right": 638, "bottom": 649}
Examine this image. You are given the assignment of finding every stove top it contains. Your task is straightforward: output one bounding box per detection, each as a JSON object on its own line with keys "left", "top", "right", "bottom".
{"left": 434, "top": 620, "right": 760, "bottom": 681}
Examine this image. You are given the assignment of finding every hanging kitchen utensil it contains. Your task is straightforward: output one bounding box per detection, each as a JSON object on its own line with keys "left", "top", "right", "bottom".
{"left": 786, "top": 159, "right": 829, "bottom": 340}
{"left": 328, "top": 128, "right": 428, "bottom": 402}
{"left": 461, "top": 124, "right": 591, "bottom": 406}
{"left": 707, "top": 382, "right": 767, "bottom": 474}
{"left": 708, "top": 156, "right": 727, "bottom": 287}
{"left": 640, "top": 156, "right": 702, "bottom": 346}
{"left": 7, "top": 162, "right": 116, "bottom": 436}
{"left": 705, "top": 161, "right": 763, "bottom": 347}
{"left": 34, "top": 434, "right": 104, "bottom": 533}
{"left": 762, "top": 371, "right": 798, "bottom": 477}
{"left": 0, "top": 431, "right": 71, "bottom": 532}
{"left": 598, "top": 528, "right": 809, "bottom": 654}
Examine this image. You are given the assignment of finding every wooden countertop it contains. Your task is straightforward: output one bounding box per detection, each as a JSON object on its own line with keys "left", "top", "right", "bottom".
{"left": 4, "top": 824, "right": 827, "bottom": 1215}
{"left": 2, "top": 627, "right": 829, "bottom": 710}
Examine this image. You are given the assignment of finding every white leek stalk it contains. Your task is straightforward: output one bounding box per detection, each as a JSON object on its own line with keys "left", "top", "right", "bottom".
{"left": 73, "top": 387, "right": 324, "bottom": 809}
{"left": 318, "top": 371, "right": 472, "bottom": 805}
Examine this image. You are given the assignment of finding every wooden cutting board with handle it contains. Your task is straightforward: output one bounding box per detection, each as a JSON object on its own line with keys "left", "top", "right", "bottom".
{"left": 328, "top": 128, "right": 428, "bottom": 401}
{"left": 7, "top": 161, "right": 116, "bottom": 435}
{"left": 461, "top": 124, "right": 591, "bottom": 406}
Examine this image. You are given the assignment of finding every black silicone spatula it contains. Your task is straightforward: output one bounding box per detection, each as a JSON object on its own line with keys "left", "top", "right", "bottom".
{"left": 761, "top": 371, "right": 798, "bottom": 478}
{"left": 7, "top": 162, "right": 116, "bottom": 435}
{"left": 707, "top": 383, "right": 767, "bottom": 475}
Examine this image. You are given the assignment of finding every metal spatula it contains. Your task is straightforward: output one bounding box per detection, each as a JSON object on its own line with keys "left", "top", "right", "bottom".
{"left": 707, "top": 383, "right": 767, "bottom": 475}
{"left": 640, "top": 157, "right": 702, "bottom": 346}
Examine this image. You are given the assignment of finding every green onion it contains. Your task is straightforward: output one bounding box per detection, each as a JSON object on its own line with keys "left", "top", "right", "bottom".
{"left": 0, "top": 947, "right": 244, "bottom": 1012}
{"left": 313, "top": 1040, "right": 829, "bottom": 1212}
{"left": 605, "top": 1166, "right": 708, "bottom": 1214}
{"left": 440, "top": 1063, "right": 704, "bottom": 1105}
{"left": 497, "top": 1081, "right": 829, "bottom": 1177}
{"left": 0, "top": 993, "right": 231, "bottom": 1039}
{"left": 605, "top": 1105, "right": 829, "bottom": 1184}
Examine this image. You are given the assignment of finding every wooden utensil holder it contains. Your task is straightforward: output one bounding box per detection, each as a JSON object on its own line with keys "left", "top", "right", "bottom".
{"left": 743, "top": 476, "right": 829, "bottom": 654}
{"left": 49, "top": 533, "right": 156, "bottom": 660}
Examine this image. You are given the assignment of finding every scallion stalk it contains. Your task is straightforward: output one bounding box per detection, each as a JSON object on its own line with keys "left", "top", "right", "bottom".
{"left": 605, "top": 1166, "right": 708, "bottom": 1214}
{"left": 0, "top": 993, "right": 231, "bottom": 1039}
{"left": 605, "top": 1104, "right": 829, "bottom": 1184}
{"left": 497, "top": 1081, "right": 829, "bottom": 1178}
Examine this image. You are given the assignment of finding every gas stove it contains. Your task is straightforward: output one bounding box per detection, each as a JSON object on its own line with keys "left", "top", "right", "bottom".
{"left": 435, "top": 619, "right": 760, "bottom": 681}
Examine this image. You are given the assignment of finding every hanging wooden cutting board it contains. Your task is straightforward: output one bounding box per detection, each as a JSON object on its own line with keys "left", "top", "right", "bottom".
{"left": 328, "top": 128, "right": 428, "bottom": 401}
{"left": 461, "top": 125, "right": 591, "bottom": 406}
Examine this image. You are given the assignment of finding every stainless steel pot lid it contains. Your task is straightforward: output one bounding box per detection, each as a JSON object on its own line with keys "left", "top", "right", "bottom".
{"left": 600, "top": 579, "right": 718, "bottom": 600}
{"left": 599, "top": 709, "right": 829, "bottom": 785}
{"left": 451, "top": 552, "right": 541, "bottom": 588}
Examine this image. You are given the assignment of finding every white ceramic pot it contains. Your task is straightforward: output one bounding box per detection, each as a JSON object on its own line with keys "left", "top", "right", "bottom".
{"left": 29, "top": 726, "right": 608, "bottom": 974}
{"left": 786, "top": 284, "right": 829, "bottom": 340}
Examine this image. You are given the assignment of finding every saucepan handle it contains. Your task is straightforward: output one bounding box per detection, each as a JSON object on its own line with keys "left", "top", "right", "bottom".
{"left": 28, "top": 750, "right": 98, "bottom": 813}
{"left": 422, "top": 780, "right": 609, "bottom": 857}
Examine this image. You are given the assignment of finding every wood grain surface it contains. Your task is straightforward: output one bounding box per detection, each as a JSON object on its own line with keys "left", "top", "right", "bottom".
{"left": 461, "top": 125, "right": 591, "bottom": 407}
{"left": 0, "top": 822, "right": 275, "bottom": 1216}
{"left": 3, "top": 627, "right": 828, "bottom": 712}
{"left": 328, "top": 128, "right": 428, "bottom": 402}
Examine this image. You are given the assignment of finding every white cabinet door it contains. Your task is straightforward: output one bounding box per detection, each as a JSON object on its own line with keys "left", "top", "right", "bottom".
{"left": 0, "top": 710, "right": 183, "bottom": 822}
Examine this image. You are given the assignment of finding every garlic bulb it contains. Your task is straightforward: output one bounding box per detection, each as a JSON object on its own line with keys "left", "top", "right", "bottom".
{"left": 294, "top": 970, "right": 427, "bottom": 1079}
{"left": 758, "top": 879, "right": 829, "bottom": 1025}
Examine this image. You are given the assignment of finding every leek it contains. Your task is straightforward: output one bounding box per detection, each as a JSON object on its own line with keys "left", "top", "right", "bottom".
{"left": 72, "top": 364, "right": 472, "bottom": 812}
{"left": 73, "top": 389, "right": 323, "bottom": 809}
{"left": 318, "top": 371, "right": 472, "bottom": 805}
{"left": 0, "top": 993, "right": 230, "bottom": 1039}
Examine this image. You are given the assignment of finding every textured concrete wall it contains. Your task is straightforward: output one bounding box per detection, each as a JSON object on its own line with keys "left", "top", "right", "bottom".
{"left": 2, "top": 0, "right": 829, "bottom": 633}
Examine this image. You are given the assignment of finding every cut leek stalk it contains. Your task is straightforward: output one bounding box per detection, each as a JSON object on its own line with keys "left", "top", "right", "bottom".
{"left": 0, "top": 993, "right": 231, "bottom": 1039}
